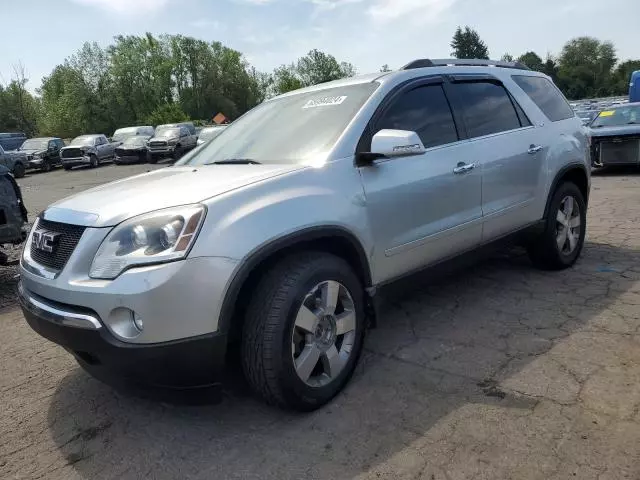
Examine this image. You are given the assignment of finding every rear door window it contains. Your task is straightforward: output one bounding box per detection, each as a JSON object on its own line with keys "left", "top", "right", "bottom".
{"left": 375, "top": 84, "right": 459, "bottom": 149}
{"left": 450, "top": 81, "right": 522, "bottom": 138}
{"left": 512, "top": 75, "right": 574, "bottom": 122}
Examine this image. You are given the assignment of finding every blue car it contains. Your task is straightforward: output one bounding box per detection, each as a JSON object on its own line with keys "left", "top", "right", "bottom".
{"left": 629, "top": 71, "right": 640, "bottom": 103}
{"left": 0, "top": 132, "right": 27, "bottom": 151}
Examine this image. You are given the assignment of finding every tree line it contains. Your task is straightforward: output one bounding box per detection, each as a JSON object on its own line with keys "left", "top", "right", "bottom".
{"left": 1, "top": 29, "right": 638, "bottom": 139}
{"left": 451, "top": 27, "right": 639, "bottom": 100}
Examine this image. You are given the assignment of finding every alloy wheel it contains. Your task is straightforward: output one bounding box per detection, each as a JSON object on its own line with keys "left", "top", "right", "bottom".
{"left": 555, "top": 195, "right": 581, "bottom": 255}
{"left": 291, "top": 280, "right": 357, "bottom": 388}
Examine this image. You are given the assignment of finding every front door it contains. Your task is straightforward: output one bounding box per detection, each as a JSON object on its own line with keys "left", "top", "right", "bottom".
{"left": 359, "top": 80, "right": 483, "bottom": 283}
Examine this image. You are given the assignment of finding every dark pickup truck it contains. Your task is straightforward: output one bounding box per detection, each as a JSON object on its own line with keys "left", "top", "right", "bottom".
{"left": 0, "top": 164, "right": 27, "bottom": 263}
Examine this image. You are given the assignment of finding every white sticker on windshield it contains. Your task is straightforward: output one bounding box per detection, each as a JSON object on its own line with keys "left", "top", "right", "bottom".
{"left": 303, "top": 96, "right": 347, "bottom": 109}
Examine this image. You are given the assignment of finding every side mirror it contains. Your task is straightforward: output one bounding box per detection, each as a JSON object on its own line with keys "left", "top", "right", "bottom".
{"left": 356, "top": 129, "right": 426, "bottom": 166}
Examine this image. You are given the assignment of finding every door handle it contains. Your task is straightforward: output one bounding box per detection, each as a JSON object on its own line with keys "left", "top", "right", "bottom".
{"left": 453, "top": 162, "right": 476, "bottom": 174}
{"left": 528, "top": 144, "right": 543, "bottom": 154}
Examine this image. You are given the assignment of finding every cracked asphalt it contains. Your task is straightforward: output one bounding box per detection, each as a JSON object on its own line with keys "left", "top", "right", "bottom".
{"left": 2, "top": 165, "right": 640, "bottom": 479}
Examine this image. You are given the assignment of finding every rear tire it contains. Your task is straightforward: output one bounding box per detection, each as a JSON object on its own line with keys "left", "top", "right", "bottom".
{"left": 241, "top": 252, "right": 366, "bottom": 411}
{"left": 13, "top": 162, "right": 25, "bottom": 178}
{"left": 63, "top": 165, "right": 72, "bottom": 171}
{"left": 527, "top": 182, "right": 586, "bottom": 270}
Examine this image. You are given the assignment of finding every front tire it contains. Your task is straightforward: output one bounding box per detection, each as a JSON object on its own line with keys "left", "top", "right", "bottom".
{"left": 13, "top": 162, "right": 25, "bottom": 178}
{"left": 40, "top": 159, "right": 52, "bottom": 172}
{"left": 528, "top": 181, "right": 586, "bottom": 270}
{"left": 241, "top": 252, "right": 366, "bottom": 411}
{"left": 89, "top": 155, "right": 99, "bottom": 168}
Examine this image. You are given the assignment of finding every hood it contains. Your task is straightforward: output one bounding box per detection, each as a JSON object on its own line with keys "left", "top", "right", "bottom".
{"left": 44, "top": 164, "right": 303, "bottom": 227}
{"left": 588, "top": 124, "right": 640, "bottom": 138}
{"left": 116, "top": 144, "right": 145, "bottom": 151}
{"left": 60, "top": 145, "right": 93, "bottom": 151}
{"left": 19, "top": 148, "right": 45, "bottom": 155}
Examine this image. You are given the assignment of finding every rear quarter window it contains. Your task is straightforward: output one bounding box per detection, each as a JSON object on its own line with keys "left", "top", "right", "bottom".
{"left": 512, "top": 75, "right": 574, "bottom": 122}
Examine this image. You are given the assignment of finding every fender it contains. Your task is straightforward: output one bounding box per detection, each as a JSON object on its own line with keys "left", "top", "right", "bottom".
{"left": 543, "top": 162, "right": 589, "bottom": 220}
{"left": 217, "top": 225, "right": 372, "bottom": 335}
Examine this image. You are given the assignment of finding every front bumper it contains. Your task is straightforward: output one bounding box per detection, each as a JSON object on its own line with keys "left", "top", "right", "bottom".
{"left": 19, "top": 282, "right": 227, "bottom": 389}
{"left": 115, "top": 152, "right": 146, "bottom": 164}
{"left": 26, "top": 157, "right": 44, "bottom": 169}
{"left": 148, "top": 146, "right": 176, "bottom": 155}
{"left": 61, "top": 156, "right": 91, "bottom": 167}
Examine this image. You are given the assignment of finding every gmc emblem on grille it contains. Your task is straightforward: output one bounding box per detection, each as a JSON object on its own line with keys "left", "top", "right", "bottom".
{"left": 32, "top": 230, "right": 60, "bottom": 253}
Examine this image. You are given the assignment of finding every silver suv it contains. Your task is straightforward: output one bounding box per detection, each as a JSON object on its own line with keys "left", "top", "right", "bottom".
{"left": 19, "top": 59, "right": 589, "bottom": 411}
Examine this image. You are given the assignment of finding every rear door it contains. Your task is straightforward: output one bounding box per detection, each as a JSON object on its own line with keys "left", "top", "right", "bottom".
{"left": 446, "top": 76, "right": 547, "bottom": 241}
{"left": 358, "top": 77, "right": 483, "bottom": 282}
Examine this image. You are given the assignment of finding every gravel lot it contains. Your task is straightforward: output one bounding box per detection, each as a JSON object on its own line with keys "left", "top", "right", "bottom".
{"left": 2, "top": 164, "right": 640, "bottom": 479}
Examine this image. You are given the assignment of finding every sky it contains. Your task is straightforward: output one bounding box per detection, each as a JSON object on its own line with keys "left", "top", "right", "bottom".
{"left": 2, "top": 0, "right": 639, "bottom": 92}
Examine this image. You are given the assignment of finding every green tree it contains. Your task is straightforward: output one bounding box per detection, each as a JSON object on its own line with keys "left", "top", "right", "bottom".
{"left": 517, "top": 51, "right": 544, "bottom": 71}
{"left": 145, "top": 103, "right": 190, "bottom": 126}
{"left": 500, "top": 53, "right": 514, "bottom": 63}
{"left": 271, "top": 64, "right": 303, "bottom": 95}
{"left": 450, "top": 26, "right": 489, "bottom": 59}
{"left": 296, "top": 49, "right": 356, "bottom": 86}
{"left": 557, "top": 37, "right": 617, "bottom": 99}
{"left": 0, "top": 65, "right": 40, "bottom": 136}
{"left": 270, "top": 49, "right": 356, "bottom": 96}
{"left": 611, "top": 60, "right": 640, "bottom": 95}
{"left": 380, "top": 64, "right": 391, "bottom": 72}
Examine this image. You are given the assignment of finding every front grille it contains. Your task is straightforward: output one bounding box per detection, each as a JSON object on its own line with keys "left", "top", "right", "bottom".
{"left": 149, "top": 141, "right": 167, "bottom": 148}
{"left": 61, "top": 148, "right": 84, "bottom": 159}
{"left": 600, "top": 139, "right": 640, "bottom": 165}
{"left": 30, "top": 219, "right": 86, "bottom": 270}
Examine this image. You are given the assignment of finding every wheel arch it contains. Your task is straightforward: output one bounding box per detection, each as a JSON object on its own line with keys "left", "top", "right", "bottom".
{"left": 544, "top": 163, "right": 590, "bottom": 220}
{"left": 218, "top": 226, "right": 372, "bottom": 341}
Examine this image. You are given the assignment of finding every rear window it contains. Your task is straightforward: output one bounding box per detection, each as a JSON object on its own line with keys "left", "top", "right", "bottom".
{"left": 512, "top": 75, "right": 574, "bottom": 122}
{"left": 450, "top": 81, "right": 522, "bottom": 138}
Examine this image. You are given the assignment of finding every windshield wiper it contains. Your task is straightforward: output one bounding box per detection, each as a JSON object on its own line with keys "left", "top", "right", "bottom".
{"left": 206, "top": 158, "right": 262, "bottom": 165}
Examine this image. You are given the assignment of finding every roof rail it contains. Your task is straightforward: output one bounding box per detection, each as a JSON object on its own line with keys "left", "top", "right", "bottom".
{"left": 402, "top": 58, "right": 530, "bottom": 71}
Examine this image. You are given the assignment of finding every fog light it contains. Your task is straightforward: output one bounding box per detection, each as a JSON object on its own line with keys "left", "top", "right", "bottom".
{"left": 133, "top": 312, "right": 144, "bottom": 331}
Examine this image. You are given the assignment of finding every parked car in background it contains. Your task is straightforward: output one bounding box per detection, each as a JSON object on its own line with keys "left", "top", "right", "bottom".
{"left": 576, "top": 110, "right": 598, "bottom": 126}
{"left": 147, "top": 126, "right": 197, "bottom": 162}
{"left": 0, "top": 145, "right": 27, "bottom": 178}
{"left": 0, "top": 164, "right": 27, "bottom": 263}
{"left": 112, "top": 126, "right": 155, "bottom": 144}
{"left": 156, "top": 122, "right": 196, "bottom": 136}
{"left": 15, "top": 137, "right": 64, "bottom": 172}
{"left": 60, "top": 134, "right": 116, "bottom": 170}
{"left": 588, "top": 102, "right": 640, "bottom": 168}
{"left": 0, "top": 132, "right": 27, "bottom": 151}
{"left": 196, "top": 125, "right": 227, "bottom": 145}
{"left": 114, "top": 135, "right": 152, "bottom": 165}
{"left": 19, "top": 59, "right": 589, "bottom": 411}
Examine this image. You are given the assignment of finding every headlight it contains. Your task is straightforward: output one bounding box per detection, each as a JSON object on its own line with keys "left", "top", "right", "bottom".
{"left": 89, "top": 205, "right": 206, "bottom": 279}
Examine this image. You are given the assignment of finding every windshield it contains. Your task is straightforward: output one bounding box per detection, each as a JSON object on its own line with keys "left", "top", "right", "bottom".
{"left": 198, "top": 126, "right": 226, "bottom": 142}
{"left": 156, "top": 128, "right": 180, "bottom": 138}
{"left": 179, "top": 82, "right": 378, "bottom": 166}
{"left": 20, "top": 139, "right": 49, "bottom": 150}
{"left": 70, "top": 136, "right": 95, "bottom": 146}
{"left": 113, "top": 128, "right": 138, "bottom": 142}
{"left": 122, "top": 136, "right": 148, "bottom": 147}
{"left": 591, "top": 105, "right": 640, "bottom": 127}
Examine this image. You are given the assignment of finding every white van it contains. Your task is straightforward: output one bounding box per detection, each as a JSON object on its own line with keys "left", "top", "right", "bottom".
{"left": 112, "top": 126, "right": 155, "bottom": 144}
